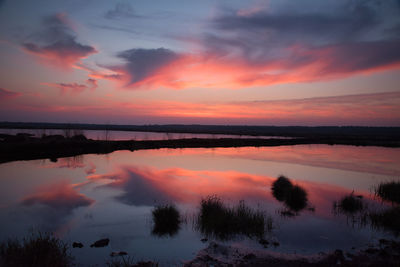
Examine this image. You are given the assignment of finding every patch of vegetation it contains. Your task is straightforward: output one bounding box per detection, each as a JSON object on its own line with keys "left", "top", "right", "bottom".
{"left": 333, "top": 192, "right": 364, "bottom": 214}
{"left": 152, "top": 204, "right": 181, "bottom": 237}
{"left": 0, "top": 232, "right": 72, "bottom": 267}
{"left": 285, "top": 185, "right": 308, "bottom": 212}
{"left": 271, "top": 176, "right": 308, "bottom": 212}
{"left": 196, "top": 196, "right": 272, "bottom": 240}
{"left": 375, "top": 181, "right": 400, "bottom": 204}
{"left": 370, "top": 207, "right": 400, "bottom": 236}
{"left": 271, "top": 176, "right": 293, "bottom": 201}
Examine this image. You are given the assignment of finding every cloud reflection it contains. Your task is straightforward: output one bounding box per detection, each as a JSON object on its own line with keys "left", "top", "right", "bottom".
{"left": 21, "top": 181, "right": 94, "bottom": 213}
{"left": 88, "top": 165, "right": 374, "bottom": 219}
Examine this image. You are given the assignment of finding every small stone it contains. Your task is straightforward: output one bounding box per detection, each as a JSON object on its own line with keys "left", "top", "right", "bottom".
{"left": 90, "top": 238, "right": 109, "bottom": 248}
{"left": 110, "top": 251, "right": 128, "bottom": 257}
{"left": 72, "top": 242, "right": 83, "bottom": 248}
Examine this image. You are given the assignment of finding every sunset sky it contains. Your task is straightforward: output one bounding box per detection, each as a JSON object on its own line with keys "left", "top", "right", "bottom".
{"left": 0, "top": 0, "right": 399, "bottom": 126}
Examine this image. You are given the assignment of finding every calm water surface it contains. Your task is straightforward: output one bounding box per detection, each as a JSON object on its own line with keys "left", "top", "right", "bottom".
{"left": 0, "top": 145, "right": 399, "bottom": 266}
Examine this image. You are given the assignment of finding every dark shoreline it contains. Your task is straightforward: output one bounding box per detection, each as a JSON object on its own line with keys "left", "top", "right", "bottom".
{"left": 0, "top": 133, "right": 399, "bottom": 164}
{"left": 1, "top": 121, "right": 400, "bottom": 138}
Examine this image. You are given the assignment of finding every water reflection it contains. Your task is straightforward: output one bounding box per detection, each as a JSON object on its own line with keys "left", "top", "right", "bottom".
{"left": 21, "top": 181, "right": 94, "bottom": 211}
{"left": 0, "top": 145, "right": 399, "bottom": 265}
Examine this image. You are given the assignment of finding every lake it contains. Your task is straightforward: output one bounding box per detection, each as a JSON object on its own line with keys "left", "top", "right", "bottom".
{"left": 0, "top": 145, "right": 399, "bottom": 266}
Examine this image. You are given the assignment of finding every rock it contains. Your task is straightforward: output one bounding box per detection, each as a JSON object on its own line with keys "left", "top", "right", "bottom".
{"left": 72, "top": 242, "right": 84, "bottom": 248}
{"left": 110, "top": 251, "right": 128, "bottom": 257}
{"left": 90, "top": 238, "right": 109, "bottom": 248}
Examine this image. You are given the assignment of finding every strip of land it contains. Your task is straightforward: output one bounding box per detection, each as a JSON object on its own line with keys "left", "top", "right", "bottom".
{"left": 1, "top": 122, "right": 400, "bottom": 138}
{"left": 0, "top": 132, "right": 399, "bottom": 164}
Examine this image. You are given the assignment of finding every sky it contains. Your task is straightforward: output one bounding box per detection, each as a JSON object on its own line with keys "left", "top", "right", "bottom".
{"left": 0, "top": 0, "right": 399, "bottom": 126}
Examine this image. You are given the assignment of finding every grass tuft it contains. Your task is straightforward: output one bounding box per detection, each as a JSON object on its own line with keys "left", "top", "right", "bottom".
{"left": 334, "top": 192, "right": 364, "bottom": 214}
{"left": 196, "top": 196, "right": 271, "bottom": 240}
{"left": 369, "top": 207, "right": 400, "bottom": 236}
{"left": 0, "top": 232, "right": 72, "bottom": 267}
{"left": 375, "top": 181, "right": 400, "bottom": 204}
{"left": 152, "top": 204, "right": 181, "bottom": 237}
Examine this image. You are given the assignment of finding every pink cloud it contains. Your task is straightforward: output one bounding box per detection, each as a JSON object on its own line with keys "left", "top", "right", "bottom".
{"left": 0, "top": 87, "right": 21, "bottom": 99}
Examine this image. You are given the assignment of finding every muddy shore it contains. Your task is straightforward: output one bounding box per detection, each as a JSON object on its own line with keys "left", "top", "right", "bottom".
{"left": 184, "top": 239, "right": 400, "bottom": 267}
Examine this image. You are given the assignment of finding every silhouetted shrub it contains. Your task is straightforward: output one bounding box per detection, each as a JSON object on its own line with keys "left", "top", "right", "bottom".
{"left": 375, "top": 181, "right": 400, "bottom": 204}
{"left": 152, "top": 204, "right": 181, "bottom": 237}
{"left": 271, "top": 175, "right": 293, "bottom": 201}
{"left": 0, "top": 232, "right": 72, "bottom": 267}
{"left": 271, "top": 176, "right": 308, "bottom": 212}
{"left": 196, "top": 196, "right": 271, "bottom": 240}
{"left": 284, "top": 185, "right": 308, "bottom": 211}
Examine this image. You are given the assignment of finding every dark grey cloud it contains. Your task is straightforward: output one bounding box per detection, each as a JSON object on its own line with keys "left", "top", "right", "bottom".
{"left": 105, "top": 2, "right": 141, "bottom": 19}
{"left": 200, "top": 0, "right": 400, "bottom": 76}
{"left": 213, "top": 4, "right": 377, "bottom": 43}
{"left": 22, "top": 13, "right": 96, "bottom": 67}
{"left": 117, "top": 48, "right": 179, "bottom": 85}
{"left": 316, "top": 40, "right": 400, "bottom": 75}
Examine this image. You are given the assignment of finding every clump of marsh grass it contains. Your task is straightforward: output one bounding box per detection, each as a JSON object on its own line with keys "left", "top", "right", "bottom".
{"left": 333, "top": 192, "right": 364, "bottom": 214}
{"left": 272, "top": 176, "right": 308, "bottom": 212}
{"left": 151, "top": 204, "right": 181, "bottom": 237}
{"left": 196, "top": 196, "right": 272, "bottom": 240}
{"left": 375, "top": 181, "right": 400, "bottom": 204}
{"left": 369, "top": 207, "right": 400, "bottom": 236}
{"left": 0, "top": 232, "right": 72, "bottom": 267}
